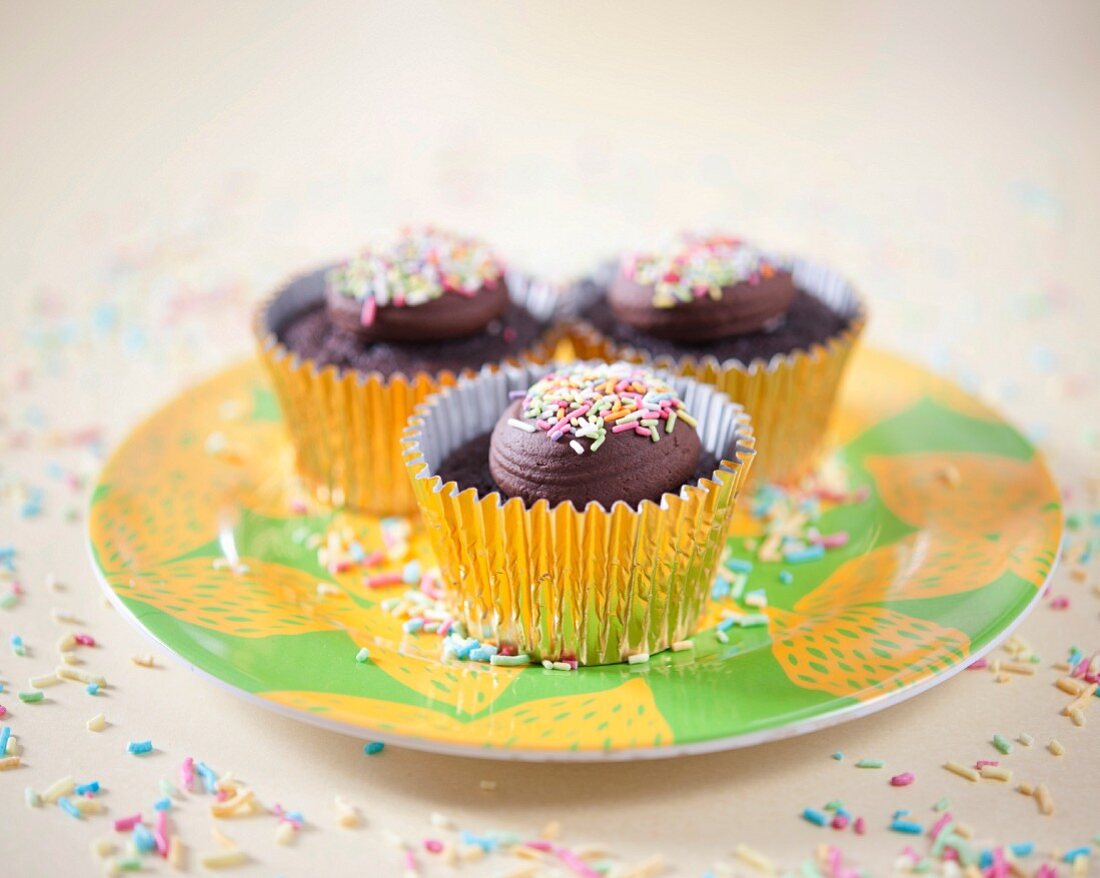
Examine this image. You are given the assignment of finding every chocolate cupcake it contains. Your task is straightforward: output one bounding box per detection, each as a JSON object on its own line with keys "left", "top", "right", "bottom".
{"left": 568, "top": 235, "right": 865, "bottom": 484}
{"left": 255, "top": 228, "right": 557, "bottom": 514}
{"left": 403, "top": 361, "right": 755, "bottom": 665}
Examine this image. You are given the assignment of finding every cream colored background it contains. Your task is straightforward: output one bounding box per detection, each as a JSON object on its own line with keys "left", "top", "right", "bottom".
{"left": 1, "top": 1, "right": 1098, "bottom": 874}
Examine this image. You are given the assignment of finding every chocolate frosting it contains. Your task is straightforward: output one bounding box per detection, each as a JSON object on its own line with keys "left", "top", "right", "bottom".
{"left": 488, "top": 400, "right": 702, "bottom": 508}
{"left": 325, "top": 281, "right": 509, "bottom": 342}
{"left": 608, "top": 270, "right": 796, "bottom": 341}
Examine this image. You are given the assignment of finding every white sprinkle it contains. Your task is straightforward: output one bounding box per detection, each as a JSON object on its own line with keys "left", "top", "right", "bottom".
{"left": 274, "top": 821, "right": 296, "bottom": 846}
{"left": 25, "top": 787, "right": 42, "bottom": 808}
{"left": 508, "top": 418, "right": 536, "bottom": 433}
{"left": 430, "top": 812, "right": 455, "bottom": 830}
{"left": 627, "top": 652, "right": 650, "bottom": 665}
{"left": 51, "top": 608, "right": 79, "bottom": 624}
{"left": 569, "top": 440, "right": 585, "bottom": 455}
{"left": 671, "top": 640, "right": 694, "bottom": 652}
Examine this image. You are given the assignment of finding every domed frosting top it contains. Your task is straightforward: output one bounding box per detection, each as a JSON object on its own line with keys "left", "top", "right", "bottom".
{"left": 325, "top": 227, "right": 508, "bottom": 341}
{"left": 609, "top": 234, "right": 795, "bottom": 341}
{"left": 488, "top": 362, "right": 703, "bottom": 508}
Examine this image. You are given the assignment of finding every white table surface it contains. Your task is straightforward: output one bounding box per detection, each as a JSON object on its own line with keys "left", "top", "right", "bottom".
{"left": 1, "top": 2, "right": 1098, "bottom": 874}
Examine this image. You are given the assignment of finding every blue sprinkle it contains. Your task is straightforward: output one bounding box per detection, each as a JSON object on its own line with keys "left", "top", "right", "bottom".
{"left": 1010, "top": 843, "right": 1034, "bottom": 858}
{"left": 469, "top": 644, "right": 498, "bottom": 662}
{"left": 835, "top": 807, "right": 851, "bottom": 820}
{"left": 402, "top": 618, "right": 424, "bottom": 634}
{"left": 717, "top": 618, "right": 736, "bottom": 632}
{"left": 58, "top": 796, "right": 81, "bottom": 820}
{"left": 133, "top": 823, "right": 157, "bottom": 853}
{"left": 725, "top": 557, "right": 753, "bottom": 574}
{"left": 196, "top": 761, "right": 218, "bottom": 793}
{"left": 784, "top": 545, "right": 826, "bottom": 564}
{"left": 153, "top": 797, "right": 171, "bottom": 811}
{"left": 127, "top": 740, "right": 153, "bottom": 755}
{"left": 832, "top": 752, "right": 844, "bottom": 760}
{"left": 363, "top": 741, "right": 384, "bottom": 755}
{"left": 711, "top": 576, "right": 731, "bottom": 600}
{"left": 802, "top": 808, "right": 827, "bottom": 826}
{"left": 0, "top": 726, "right": 10, "bottom": 756}
{"left": 402, "top": 560, "right": 421, "bottom": 584}
{"left": 889, "top": 819, "right": 924, "bottom": 834}
{"left": 893, "top": 809, "right": 910, "bottom": 819}
{"left": 74, "top": 781, "right": 100, "bottom": 796}
{"left": 979, "top": 851, "right": 993, "bottom": 869}
{"left": 348, "top": 542, "right": 365, "bottom": 562}
{"left": 86, "top": 683, "right": 99, "bottom": 696}
{"left": 779, "top": 570, "right": 793, "bottom": 585}
{"left": 1063, "top": 847, "right": 1091, "bottom": 864}
{"left": 285, "top": 810, "right": 304, "bottom": 823}
{"left": 459, "top": 830, "right": 496, "bottom": 852}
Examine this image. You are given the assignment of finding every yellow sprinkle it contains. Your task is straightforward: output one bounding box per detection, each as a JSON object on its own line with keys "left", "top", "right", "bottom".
{"left": 4, "top": 734, "right": 18, "bottom": 756}
{"left": 479, "top": 779, "right": 497, "bottom": 791}
{"left": 954, "top": 823, "right": 974, "bottom": 839}
{"left": 539, "top": 821, "right": 561, "bottom": 840}
{"left": 211, "top": 827, "right": 237, "bottom": 849}
{"left": 944, "top": 761, "right": 980, "bottom": 782}
{"left": 334, "top": 796, "right": 361, "bottom": 828}
{"left": 1063, "top": 683, "right": 1097, "bottom": 715}
{"left": 980, "top": 765, "right": 1012, "bottom": 782}
{"left": 51, "top": 608, "right": 79, "bottom": 624}
{"left": 42, "top": 775, "right": 75, "bottom": 803}
{"left": 1049, "top": 739, "right": 1066, "bottom": 756}
{"left": 209, "top": 788, "right": 255, "bottom": 818}
{"left": 274, "top": 821, "right": 296, "bottom": 846}
{"left": 167, "top": 836, "right": 186, "bottom": 870}
{"left": 734, "top": 842, "right": 776, "bottom": 875}
{"left": 1019, "top": 732, "right": 1035, "bottom": 747}
{"left": 1056, "top": 677, "right": 1086, "bottom": 695}
{"left": 199, "top": 850, "right": 248, "bottom": 870}
{"left": 1017, "top": 782, "right": 1035, "bottom": 796}
{"left": 28, "top": 673, "right": 60, "bottom": 688}
{"left": 61, "top": 652, "right": 79, "bottom": 666}
{"left": 619, "top": 854, "right": 667, "bottom": 878}
{"left": 57, "top": 634, "right": 76, "bottom": 653}
{"left": 57, "top": 666, "right": 106, "bottom": 686}
{"left": 76, "top": 797, "right": 105, "bottom": 815}
{"left": 130, "top": 655, "right": 155, "bottom": 668}
{"left": 0, "top": 755, "right": 21, "bottom": 771}
{"left": 671, "top": 640, "right": 694, "bottom": 652}
{"left": 1001, "top": 662, "right": 1036, "bottom": 675}
{"left": 1035, "top": 782, "right": 1054, "bottom": 815}
{"left": 91, "top": 838, "right": 115, "bottom": 859}
{"left": 87, "top": 713, "right": 107, "bottom": 733}
{"left": 1069, "top": 707, "right": 1086, "bottom": 727}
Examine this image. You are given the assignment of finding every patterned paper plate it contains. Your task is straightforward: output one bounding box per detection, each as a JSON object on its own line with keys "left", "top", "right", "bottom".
{"left": 87, "top": 347, "right": 1062, "bottom": 761}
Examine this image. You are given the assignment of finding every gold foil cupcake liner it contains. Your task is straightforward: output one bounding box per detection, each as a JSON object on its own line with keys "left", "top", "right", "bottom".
{"left": 255, "top": 267, "right": 560, "bottom": 515}
{"left": 403, "top": 361, "right": 755, "bottom": 665}
{"left": 564, "top": 258, "right": 866, "bottom": 484}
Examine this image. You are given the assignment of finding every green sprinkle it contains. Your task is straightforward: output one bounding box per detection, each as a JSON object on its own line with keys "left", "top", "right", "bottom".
{"left": 933, "top": 798, "right": 950, "bottom": 812}
{"left": 489, "top": 653, "right": 530, "bottom": 667}
{"left": 364, "top": 741, "right": 384, "bottom": 755}
{"left": 856, "top": 758, "right": 884, "bottom": 769}
{"left": 116, "top": 857, "right": 143, "bottom": 872}
{"left": 0, "top": 593, "right": 18, "bottom": 610}
{"left": 736, "top": 613, "right": 769, "bottom": 628}
{"left": 992, "top": 734, "right": 1013, "bottom": 755}
{"left": 666, "top": 411, "right": 677, "bottom": 433}
{"left": 18, "top": 690, "right": 44, "bottom": 703}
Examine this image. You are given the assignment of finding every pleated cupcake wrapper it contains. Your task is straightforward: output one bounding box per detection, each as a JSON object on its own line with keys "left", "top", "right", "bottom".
{"left": 403, "top": 361, "right": 756, "bottom": 666}
{"left": 563, "top": 258, "right": 866, "bottom": 485}
{"left": 255, "top": 267, "right": 561, "bottom": 515}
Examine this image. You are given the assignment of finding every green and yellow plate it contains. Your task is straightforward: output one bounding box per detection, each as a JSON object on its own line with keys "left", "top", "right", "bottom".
{"left": 88, "top": 347, "right": 1062, "bottom": 760}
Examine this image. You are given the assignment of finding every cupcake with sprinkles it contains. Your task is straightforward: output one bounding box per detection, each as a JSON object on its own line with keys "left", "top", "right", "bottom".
{"left": 568, "top": 234, "right": 865, "bottom": 483}
{"left": 403, "top": 361, "right": 755, "bottom": 665}
{"left": 256, "top": 227, "right": 557, "bottom": 513}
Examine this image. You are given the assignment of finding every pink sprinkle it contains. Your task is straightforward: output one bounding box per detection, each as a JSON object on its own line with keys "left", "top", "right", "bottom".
{"left": 0, "top": 705, "right": 6, "bottom": 717}
{"left": 991, "top": 847, "right": 1008, "bottom": 878}
{"left": 329, "top": 560, "right": 353, "bottom": 574}
{"left": 360, "top": 298, "right": 377, "bottom": 328}
{"left": 437, "top": 620, "right": 453, "bottom": 637}
{"left": 365, "top": 573, "right": 403, "bottom": 589}
{"left": 818, "top": 532, "right": 850, "bottom": 549}
{"left": 967, "top": 658, "right": 988, "bottom": 670}
{"left": 498, "top": 643, "right": 518, "bottom": 657}
{"left": 1036, "top": 865, "right": 1058, "bottom": 878}
{"left": 975, "top": 760, "right": 999, "bottom": 769}
{"left": 942, "top": 847, "right": 959, "bottom": 862}
{"left": 611, "top": 422, "right": 638, "bottom": 434}
{"left": 11, "top": 582, "right": 23, "bottom": 595}
{"left": 180, "top": 757, "right": 194, "bottom": 791}
{"left": 1049, "top": 596, "right": 1070, "bottom": 610}
{"left": 853, "top": 817, "right": 865, "bottom": 835}
{"left": 289, "top": 498, "right": 308, "bottom": 515}
{"left": 154, "top": 811, "right": 169, "bottom": 856}
{"left": 526, "top": 840, "right": 553, "bottom": 853}
{"left": 114, "top": 813, "right": 142, "bottom": 832}
{"left": 929, "top": 813, "right": 953, "bottom": 839}
{"left": 362, "top": 550, "right": 386, "bottom": 568}
{"left": 215, "top": 790, "right": 229, "bottom": 802}
{"left": 535, "top": 419, "right": 551, "bottom": 430}
{"left": 901, "top": 846, "right": 921, "bottom": 863}
{"left": 74, "top": 633, "right": 95, "bottom": 646}
{"left": 550, "top": 846, "right": 602, "bottom": 878}
{"left": 403, "top": 850, "right": 417, "bottom": 872}
{"left": 1072, "top": 658, "right": 1090, "bottom": 677}
{"left": 830, "top": 814, "right": 849, "bottom": 830}
{"left": 890, "top": 772, "right": 915, "bottom": 786}
{"left": 423, "top": 839, "right": 443, "bottom": 854}
{"left": 502, "top": 327, "right": 517, "bottom": 343}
